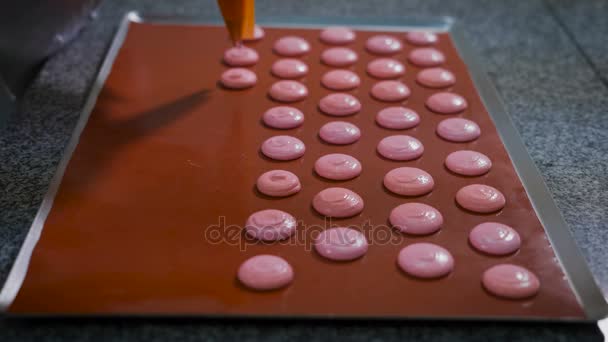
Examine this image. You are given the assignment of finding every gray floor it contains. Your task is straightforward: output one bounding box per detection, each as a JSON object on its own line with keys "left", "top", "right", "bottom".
{"left": 0, "top": 0, "right": 606, "bottom": 340}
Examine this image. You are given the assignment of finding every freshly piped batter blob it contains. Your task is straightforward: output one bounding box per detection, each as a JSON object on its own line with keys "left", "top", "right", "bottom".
{"left": 220, "top": 68, "right": 257, "bottom": 89}
{"left": 405, "top": 31, "right": 438, "bottom": 46}
{"left": 314, "top": 227, "right": 368, "bottom": 261}
{"left": 365, "top": 35, "right": 403, "bottom": 55}
{"left": 319, "top": 27, "right": 356, "bottom": 45}
{"left": 384, "top": 167, "right": 434, "bottom": 196}
{"left": 426, "top": 92, "right": 468, "bottom": 114}
{"left": 470, "top": 222, "right": 521, "bottom": 256}
{"left": 367, "top": 58, "right": 405, "bottom": 79}
{"left": 271, "top": 59, "right": 309, "bottom": 79}
{"left": 314, "top": 153, "right": 362, "bottom": 180}
{"left": 321, "top": 69, "right": 361, "bottom": 90}
{"left": 273, "top": 36, "right": 311, "bottom": 57}
{"left": 390, "top": 203, "right": 443, "bottom": 235}
{"left": 456, "top": 184, "right": 506, "bottom": 213}
{"left": 319, "top": 93, "right": 362, "bottom": 116}
{"left": 256, "top": 170, "right": 302, "bottom": 197}
{"left": 377, "top": 135, "right": 424, "bottom": 161}
{"left": 312, "top": 187, "right": 364, "bottom": 218}
{"left": 408, "top": 48, "right": 446, "bottom": 67}
{"left": 223, "top": 46, "right": 259, "bottom": 67}
{"left": 482, "top": 264, "right": 540, "bottom": 299}
{"left": 371, "top": 81, "right": 411, "bottom": 102}
{"left": 245, "top": 209, "right": 297, "bottom": 241}
{"left": 436, "top": 118, "right": 481, "bottom": 142}
{"left": 262, "top": 106, "right": 304, "bottom": 129}
{"left": 261, "top": 135, "right": 306, "bottom": 161}
{"left": 321, "top": 47, "right": 358, "bottom": 67}
{"left": 269, "top": 80, "right": 308, "bottom": 102}
{"left": 319, "top": 121, "right": 361, "bottom": 145}
{"left": 398, "top": 243, "right": 454, "bottom": 279}
{"left": 237, "top": 255, "right": 294, "bottom": 291}
{"left": 244, "top": 25, "right": 265, "bottom": 41}
{"left": 376, "top": 107, "right": 420, "bottom": 130}
{"left": 416, "top": 68, "right": 455, "bottom": 88}
{"left": 445, "top": 150, "right": 492, "bottom": 176}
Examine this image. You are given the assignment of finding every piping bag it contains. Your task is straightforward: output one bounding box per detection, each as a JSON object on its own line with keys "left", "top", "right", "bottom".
{"left": 217, "top": 0, "right": 255, "bottom": 45}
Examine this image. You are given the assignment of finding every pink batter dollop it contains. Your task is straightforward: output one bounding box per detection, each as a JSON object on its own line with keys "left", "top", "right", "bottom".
{"left": 321, "top": 47, "right": 358, "bottom": 67}
{"left": 244, "top": 25, "right": 265, "bottom": 41}
{"left": 371, "top": 81, "right": 411, "bottom": 102}
{"left": 319, "top": 27, "right": 356, "bottom": 45}
{"left": 319, "top": 121, "right": 361, "bottom": 145}
{"left": 469, "top": 222, "right": 521, "bottom": 256}
{"left": 482, "top": 264, "right": 540, "bottom": 299}
{"left": 376, "top": 107, "right": 420, "bottom": 130}
{"left": 408, "top": 48, "right": 446, "bottom": 67}
{"left": 321, "top": 69, "right": 361, "bottom": 90}
{"left": 314, "top": 227, "right": 368, "bottom": 261}
{"left": 426, "top": 92, "right": 468, "bottom": 114}
{"left": 383, "top": 167, "right": 434, "bottom": 196}
{"left": 398, "top": 243, "right": 454, "bottom": 279}
{"left": 237, "top": 255, "right": 294, "bottom": 291}
{"left": 319, "top": 93, "right": 362, "bottom": 116}
{"left": 405, "top": 31, "right": 438, "bottom": 46}
{"left": 390, "top": 203, "right": 443, "bottom": 235}
{"left": 269, "top": 80, "right": 308, "bottom": 102}
{"left": 314, "top": 153, "right": 362, "bottom": 180}
{"left": 377, "top": 135, "right": 424, "bottom": 161}
{"left": 365, "top": 35, "right": 403, "bottom": 55}
{"left": 223, "top": 46, "right": 259, "bottom": 67}
{"left": 271, "top": 59, "right": 309, "bottom": 79}
{"left": 261, "top": 135, "right": 306, "bottom": 161}
{"left": 416, "top": 68, "right": 455, "bottom": 88}
{"left": 445, "top": 150, "right": 492, "bottom": 176}
{"left": 220, "top": 68, "right": 257, "bottom": 89}
{"left": 273, "top": 36, "right": 311, "bottom": 57}
{"left": 366, "top": 58, "right": 405, "bottom": 79}
{"left": 312, "top": 187, "right": 364, "bottom": 218}
{"left": 262, "top": 106, "right": 304, "bottom": 129}
{"left": 456, "top": 184, "right": 506, "bottom": 213}
{"left": 436, "top": 118, "right": 481, "bottom": 142}
{"left": 256, "top": 170, "right": 302, "bottom": 197}
{"left": 245, "top": 209, "right": 297, "bottom": 241}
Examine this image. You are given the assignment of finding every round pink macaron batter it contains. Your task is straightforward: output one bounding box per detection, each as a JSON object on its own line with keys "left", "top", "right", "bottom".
{"left": 268, "top": 80, "right": 308, "bottom": 102}
{"left": 256, "top": 170, "right": 302, "bottom": 197}
{"left": 261, "top": 135, "right": 306, "bottom": 161}
{"left": 377, "top": 135, "right": 424, "bottom": 161}
{"left": 221, "top": 68, "right": 257, "bottom": 89}
{"left": 376, "top": 107, "right": 420, "bottom": 130}
{"left": 319, "top": 27, "right": 356, "bottom": 45}
{"left": 456, "top": 184, "right": 506, "bottom": 213}
{"left": 223, "top": 46, "right": 259, "bottom": 67}
{"left": 245, "top": 209, "right": 297, "bottom": 241}
{"left": 273, "top": 36, "right": 311, "bottom": 57}
{"left": 365, "top": 35, "right": 403, "bottom": 55}
{"left": 416, "top": 68, "right": 455, "bottom": 88}
{"left": 367, "top": 58, "right": 405, "bottom": 79}
{"left": 384, "top": 167, "right": 434, "bottom": 196}
{"left": 321, "top": 47, "right": 358, "bottom": 67}
{"left": 398, "top": 243, "right": 454, "bottom": 279}
{"left": 436, "top": 118, "right": 481, "bottom": 142}
{"left": 271, "top": 59, "right": 309, "bottom": 79}
{"left": 405, "top": 31, "right": 438, "bottom": 46}
{"left": 314, "top": 153, "right": 362, "bottom": 180}
{"left": 319, "top": 93, "right": 362, "bottom": 116}
{"left": 445, "top": 150, "right": 492, "bottom": 176}
{"left": 314, "top": 227, "right": 368, "bottom": 261}
{"left": 389, "top": 203, "right": 443, "bottom": 235}
{"left": 237, "top": 255, "right": 294, "bottom": 291}
{"left": 321, "top": 69, "right": 361, "bottom": 90}
{"left": 408, "top": 48, "right": 445, "bottom": 67}
{"left": 319, "top": 121, "right": 361, "bottom": 145}
{"left": 262, "top": 106, "right": 304, "bottom": 129}
{"left": 371, "top": 81, "right": 411, "bottom": 102}
{"left": 426, "top": 92, "right": 468, "bottom": 114}
{"left": 312, "top": 187, "right": 364, "bottom": 218}
{"left": 469, "top": 222, "right": 521, "bottom": 256}
{"left": 482, "top": 264, "right": 540, "bottom": 299}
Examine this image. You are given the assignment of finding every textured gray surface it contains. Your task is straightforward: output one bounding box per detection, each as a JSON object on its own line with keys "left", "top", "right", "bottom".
{"left": 0, "top": 0, "right": 606, "bottom": 340}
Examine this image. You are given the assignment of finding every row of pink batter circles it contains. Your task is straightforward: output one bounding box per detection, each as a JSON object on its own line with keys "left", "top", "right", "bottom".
{"left": 222, "top": 27, "right": 539, "bottom": 300}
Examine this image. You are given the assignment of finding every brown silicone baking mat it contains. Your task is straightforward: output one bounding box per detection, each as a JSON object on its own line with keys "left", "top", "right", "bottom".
{"left": 1, "top": 13, "right": 606, "bottom": 320}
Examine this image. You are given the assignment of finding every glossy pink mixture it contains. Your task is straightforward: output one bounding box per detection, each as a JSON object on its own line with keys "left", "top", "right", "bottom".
{"left": 416, "top": 68, "right": 455, "bottom": 88}
{"left": 319, "top": 27, "right": 356, "bottom": 45}
{"left": 237, "top": 255, "right": 294, "bottom": 291}
{"left": 319, "top": 93, "right": 362, "bottom": 116}
{"left": 273, "top": 36, "right": 311, "bottom": 57}
{"left": 314, "top": 227, "right": 368, "bottom": 261}
{"left": 469, "top": 222, "right": 521, "bottom": 256}
{"left": 390, "top": 203, "right": 443, "bottom": 235}
{"left": 220, "top": 68, "right": 257, "bottom": 89}
{"left": 245, "top": 209, "right": 297, "bottom": 241}
{"left": 482, "top": 264, "right": 540, "bottom": 299}
{"left": 268, "top": 80, "right": 308, "bottom": 102}
{"left": 377, "top": 135, "right": 424, "bottom": 161}
{"left": 223, "top": 46, "right": 259, "bottom": 67}
{"left": 256, "top": 170, "right": 302, "bottom": 197}
{"left": 321, "top": 69, "right": 361, "bottom": 90}
{"left": 426, "top": 92, "right": 468, "bottom": 114}
{"left": 314, "top": 153, "right": 362, "bottom": 180}
{"left": 312, "top": 187, "right": 364, "bottom": 218}
{"left": 320, "top": 47, "right": 358, "bottom": 67}
{"left": 456, "top": 184, "right": 506, "bottom": 213}
{"left": 261, "top": 135, "right": 306, "bottom": 161}
{"left": 366, "top": 58, "right": 405, "bottom": 79}
{"left": 371, "top": 81, "right": 411, "bottom": 102}
{"left": 376, "top": 107, "right": 420, "bottom": 130}
{"left": 445, "top": 150, "right": 492, "bottom": 176}
{"left": 244, "top": 25, "right": 265, "bottom": 41}
{"left": 408, "top": 48, "right": 446, "bottom": 67}
{"left": 365, "top": 35, "right": 403, "bottom": 55}
{"left": 318, "top": 121, "right": 361, "bottom": 145}
{"left": 436, "top": 118, "right": 481, "bottom": 142}
{"left": 383, "top": 167, "right": 434, "bottom": 196}
{"left": 398, "top": 243, "right": 454, "bottom": 279}
{"left": 262, "top": 106, "right": 304, "bottom": 129}
{"left": 271, "top": 59, "right": 309, "bottom": 79}
{"left": 405, "top": 31, "right": 438, "bottom": 46}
